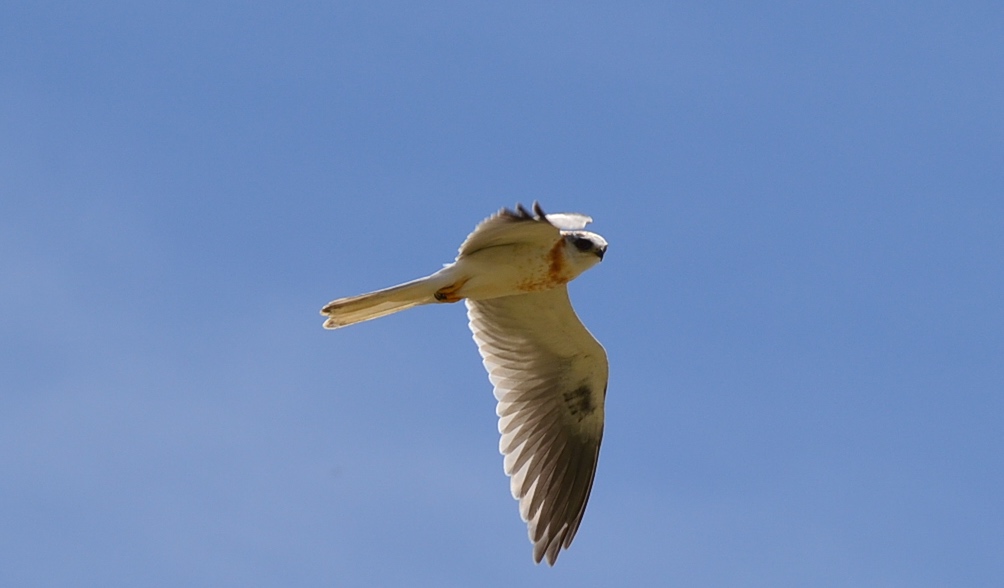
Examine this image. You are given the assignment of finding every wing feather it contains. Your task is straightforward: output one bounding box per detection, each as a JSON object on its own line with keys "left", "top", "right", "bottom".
{"left": 466, "top": 286, "right": 607, "bottom": 565}
{"left": 545, "top": 212, "right": 593, "bottom": 230}
{"left": 457, "top": 202, "right": 593, "bottom": 258}
{"left": 457, "top": 203, "right": 556, "bottom": 258}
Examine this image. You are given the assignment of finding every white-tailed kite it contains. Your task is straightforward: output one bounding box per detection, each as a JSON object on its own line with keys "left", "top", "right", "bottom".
{"left": 320, "top": 202, "right": 608, "bottom": 565}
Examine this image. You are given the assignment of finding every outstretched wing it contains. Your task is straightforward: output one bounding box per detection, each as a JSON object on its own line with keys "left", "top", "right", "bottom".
{"left": 457, "top": 202, "right": 592, "bottom": 258}
{"left": 466, "top": 287, "right": 607, "bottom": 565}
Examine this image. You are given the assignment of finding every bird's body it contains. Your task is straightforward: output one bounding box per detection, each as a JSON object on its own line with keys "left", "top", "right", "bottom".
{"left": 320, "top": 203, "right": 608, "bottom": 565}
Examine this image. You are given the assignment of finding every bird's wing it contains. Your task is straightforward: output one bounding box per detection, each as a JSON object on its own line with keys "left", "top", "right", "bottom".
{"left": 466, "top": 287, "right": 607, "bottom": 565}
{"left": 544, "top": 212, "right": 592, "bottom": 231}
{"left": 458, "top": 202, "right": 590, "bottom": 258}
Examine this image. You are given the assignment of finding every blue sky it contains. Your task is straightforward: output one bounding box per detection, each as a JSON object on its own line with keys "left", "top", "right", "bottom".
{"left": 2, "top": 2, "right": 1002, "bottom": 586}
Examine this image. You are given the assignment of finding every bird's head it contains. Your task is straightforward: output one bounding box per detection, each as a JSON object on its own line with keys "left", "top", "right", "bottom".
{"left": 561, "top": 230, "right": 608, "bottom": 275}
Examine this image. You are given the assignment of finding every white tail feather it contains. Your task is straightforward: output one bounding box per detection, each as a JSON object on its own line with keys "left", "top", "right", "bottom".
{"left": 320, "top": 277, "right": 440, "bottom": 329}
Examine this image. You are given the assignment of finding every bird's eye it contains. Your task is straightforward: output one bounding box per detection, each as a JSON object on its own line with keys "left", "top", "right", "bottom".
{"left": 571, "top": 236, "right": 593, "bottom": 252}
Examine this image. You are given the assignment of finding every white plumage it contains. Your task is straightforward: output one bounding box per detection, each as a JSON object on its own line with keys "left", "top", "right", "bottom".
{"left": 320, "top": 202, "right": 608, "bottom": 565}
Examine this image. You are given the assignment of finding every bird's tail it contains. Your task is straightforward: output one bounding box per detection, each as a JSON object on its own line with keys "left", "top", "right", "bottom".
{"left": 320, "top": 275, "right": 446, "bottom": 329}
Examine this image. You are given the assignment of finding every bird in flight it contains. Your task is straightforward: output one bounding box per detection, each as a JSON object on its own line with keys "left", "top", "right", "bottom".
{"left": 320, "top": 202, "right": 608, "bottom": 565}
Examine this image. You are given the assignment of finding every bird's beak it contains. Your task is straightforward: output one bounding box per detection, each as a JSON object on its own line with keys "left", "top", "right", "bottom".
{"left": 596, "top": 245, "right": 607, "bottom": 260}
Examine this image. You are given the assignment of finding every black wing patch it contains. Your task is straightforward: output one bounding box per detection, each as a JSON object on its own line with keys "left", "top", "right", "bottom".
{"left": 500, "top": 201, "right": 552, "bottom": 225}
{"left": 562, "top": 384, "right": 598, "bottom": 422}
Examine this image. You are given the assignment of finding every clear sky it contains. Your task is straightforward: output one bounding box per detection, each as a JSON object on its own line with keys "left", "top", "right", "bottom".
{"left": 2, "top": 2, "right": 1002, "bottom": 586}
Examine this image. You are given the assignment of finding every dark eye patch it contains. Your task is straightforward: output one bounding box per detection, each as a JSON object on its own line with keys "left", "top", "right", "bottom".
{"left": 571, "top": 236, "right": 593, "bottom": 252}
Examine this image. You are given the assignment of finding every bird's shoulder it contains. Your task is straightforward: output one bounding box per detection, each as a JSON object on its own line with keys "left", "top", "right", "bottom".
{"left": 457, "top": 203, "right": 559, "bottom": 259}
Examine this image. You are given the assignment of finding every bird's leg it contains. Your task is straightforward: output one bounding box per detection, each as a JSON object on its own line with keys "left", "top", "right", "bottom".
{"left": 434, "top": 278, "right": 469, "bottom": 303}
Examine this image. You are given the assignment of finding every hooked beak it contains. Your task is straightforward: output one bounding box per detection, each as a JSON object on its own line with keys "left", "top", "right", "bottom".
{"left": 596, "top": 245, "right": 607, "bottom": 260}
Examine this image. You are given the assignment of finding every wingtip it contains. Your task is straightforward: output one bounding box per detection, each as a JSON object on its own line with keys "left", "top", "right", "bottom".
{"left": 531, "top": 542, "right": 560, "bottom": 566}
{"left": 503, "top": 201, "right": 552, "bottom": 224}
